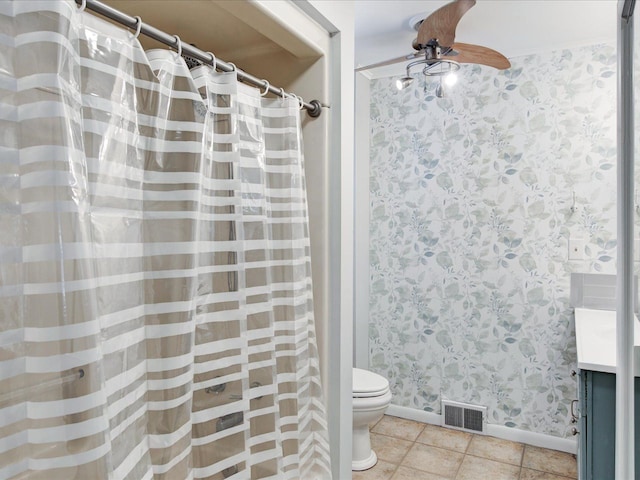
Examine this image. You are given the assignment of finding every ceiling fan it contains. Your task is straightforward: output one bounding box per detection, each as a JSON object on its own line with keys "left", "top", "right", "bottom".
{"left": 356, "top": 0, "right": 511, "bottom": 92}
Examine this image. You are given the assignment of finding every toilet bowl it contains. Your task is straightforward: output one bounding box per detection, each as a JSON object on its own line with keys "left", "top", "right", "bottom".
{"left": 352, "top": 368, "right": 392, "bottom": 471}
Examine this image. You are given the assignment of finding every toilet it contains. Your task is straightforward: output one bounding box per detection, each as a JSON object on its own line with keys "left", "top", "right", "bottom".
{"left": 352, "top": 368, "right": 392, "bottom": 471}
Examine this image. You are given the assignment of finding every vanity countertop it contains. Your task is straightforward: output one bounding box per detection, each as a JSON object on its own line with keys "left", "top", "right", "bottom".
{"left": 574, "top": 307, "right": 640, "bottom": 374}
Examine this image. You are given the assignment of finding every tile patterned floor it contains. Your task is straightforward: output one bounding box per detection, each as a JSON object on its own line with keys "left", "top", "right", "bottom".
{"left": 353, "top": 415, "right": 578, "bottom": 480}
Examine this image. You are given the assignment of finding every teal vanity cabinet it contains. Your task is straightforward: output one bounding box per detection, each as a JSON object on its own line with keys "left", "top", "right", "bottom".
{"left": 578, "top": 369, "right": 640, "bottom": 479}
{"left": 573, "top": 307, "right": 640, "bottom": 480}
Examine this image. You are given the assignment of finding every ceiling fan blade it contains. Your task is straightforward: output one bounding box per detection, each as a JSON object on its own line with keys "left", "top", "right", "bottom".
{"left": 355, "top": 52, "right": 421, "bottom": 72}
{"left": 447, "top": 42, "right": 511, "bottom": 70}
{"left": 417, "top": 0, "right": 476, "bottom": 48}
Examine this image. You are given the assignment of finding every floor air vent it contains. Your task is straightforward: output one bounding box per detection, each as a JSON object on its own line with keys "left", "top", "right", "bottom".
{"left": 442, "top": 400, "right": 487, "bottom": 434}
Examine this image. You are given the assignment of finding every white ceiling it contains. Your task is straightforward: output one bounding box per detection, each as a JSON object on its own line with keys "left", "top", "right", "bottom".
{"left": 354, "top": 0, "right": 618, "bottom": 79}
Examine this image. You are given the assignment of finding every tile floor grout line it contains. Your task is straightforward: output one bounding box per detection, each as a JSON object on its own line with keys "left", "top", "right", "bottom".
{"left": 441, "top": 431, "right": 472, "bottom": 480}
{"left": 452, "top": 450, "right": 465, "bottom": 480}
{"left": 389, "top": 422, "right": 426, "bottom": 478}
{"left": 387, "top": 459, "right": 400, "bottom": 480}
{"left": 517, "top": 445, "right": 525, "bottom": 480}
{"left": 463, "top": 451, "right": 525, "bottom": 468}
{"left": 385, "top": 440, "right": 414, "bottom": 480}
{"left": 520, "top": 465, "right": 577, "bottom": 480}
{"left": 365, "top": 417, "right": 426, "bottom": 480}
{"left": 452, "top": 431, "right": 474, "bottom": 480}
{"left": 463, "top": 433, "right": 473, "bottom": 454}
{"left": 408, "top": 428, "right": 474, "bottom": 455}
{"left": 393, "top": 436, "right": 418, "bottom": 477}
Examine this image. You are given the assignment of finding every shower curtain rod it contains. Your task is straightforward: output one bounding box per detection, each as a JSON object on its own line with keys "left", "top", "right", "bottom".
{"left": 74, "top": 0, "right": 324, "bottom": 118}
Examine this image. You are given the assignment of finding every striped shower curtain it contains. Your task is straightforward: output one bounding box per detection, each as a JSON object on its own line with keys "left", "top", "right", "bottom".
{"left": 0, "top": 1, "right": 331, "bottom": 479}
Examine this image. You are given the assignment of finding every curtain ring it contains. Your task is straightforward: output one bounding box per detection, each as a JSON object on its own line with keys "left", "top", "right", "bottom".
{"left": 296, "top": 95, "right": 304, "bottom": 110}
{"left": 206, "top": 52, "right": 217, "bottom": 71}
{"left": 260, "top": 80, "right": 270, "bottom": 97}
{"left": 78, "top": 0, "right": 86, "bottom": 12}
{"left": 227, "top": 62, "right": 237, "bottom": 72}
{"left": 279, "top": 87, "right": 286, "bottom": 103}
{"left": 133, "top": 16, "right": 142, "bottom": 39}
{"left": 173, "top": 35, "right": 182, "bottom": 57}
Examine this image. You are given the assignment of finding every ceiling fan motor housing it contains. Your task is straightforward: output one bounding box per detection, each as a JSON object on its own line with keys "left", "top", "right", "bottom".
{"left": 413, "top": 37, "right": 444, "bottom": 52}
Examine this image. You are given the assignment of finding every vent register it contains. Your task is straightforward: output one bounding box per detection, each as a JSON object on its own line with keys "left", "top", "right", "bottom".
{"left": 442, "top": 399, "right": 487, "bottom": 433}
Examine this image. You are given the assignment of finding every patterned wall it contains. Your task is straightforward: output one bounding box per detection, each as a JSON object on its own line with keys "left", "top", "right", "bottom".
{"left": 368, "top": 44, "right": 617, "bottom": 437}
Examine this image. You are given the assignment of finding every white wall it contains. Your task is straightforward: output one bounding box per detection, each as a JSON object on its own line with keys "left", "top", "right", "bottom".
{"left": 354, "top": 72, "right": 370, "bottom": 368}
{"left": 303, "top": 2, "right": 355, "bottom": 478}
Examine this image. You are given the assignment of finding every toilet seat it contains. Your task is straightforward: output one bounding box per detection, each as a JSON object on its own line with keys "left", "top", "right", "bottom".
{"left": 353, "top": 368, "right": 389, "bottom": 398}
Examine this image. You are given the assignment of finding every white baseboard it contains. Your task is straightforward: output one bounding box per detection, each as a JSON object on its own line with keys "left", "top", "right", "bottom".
{"left": 385, "top": 404, "right": 577, "bottom": 455}
{"left": 386, "top": 404, "right": 442, "bottom": 425}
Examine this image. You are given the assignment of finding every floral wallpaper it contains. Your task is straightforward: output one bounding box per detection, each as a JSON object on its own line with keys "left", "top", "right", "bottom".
{"left": 368, "top": 43, "right": 618, "bottom": 437}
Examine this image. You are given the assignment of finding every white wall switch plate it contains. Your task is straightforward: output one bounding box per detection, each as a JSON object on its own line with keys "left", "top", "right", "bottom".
{"left": 568, "top": 236, "right": 585, "bottom": 260}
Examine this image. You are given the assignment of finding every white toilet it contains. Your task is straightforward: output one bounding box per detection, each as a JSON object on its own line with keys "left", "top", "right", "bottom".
{"left": 352, "top": 368, "right": 392, "bottom": 471}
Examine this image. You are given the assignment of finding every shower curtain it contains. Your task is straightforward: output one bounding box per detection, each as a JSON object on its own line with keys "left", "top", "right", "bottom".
{"left": 0, "top": 1, "right": 331, "bottom": 479}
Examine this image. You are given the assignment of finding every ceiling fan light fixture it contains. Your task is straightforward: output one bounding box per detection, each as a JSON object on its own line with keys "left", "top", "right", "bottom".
{"left": 444, "top": 71, "right": 458, "bottom": 87}
{"left": 395, "top": 76, "right": 414, "bottom": 91}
